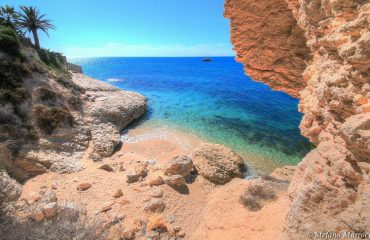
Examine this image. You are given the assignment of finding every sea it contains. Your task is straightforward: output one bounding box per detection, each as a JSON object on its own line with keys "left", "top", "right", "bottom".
{"left": 72, "top": 57, "right": 313, "bottom": 173}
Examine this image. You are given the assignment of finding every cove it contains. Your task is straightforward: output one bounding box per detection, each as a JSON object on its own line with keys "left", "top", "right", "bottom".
{"left": 72, "top": 57, "right": 314, "bottom": 173}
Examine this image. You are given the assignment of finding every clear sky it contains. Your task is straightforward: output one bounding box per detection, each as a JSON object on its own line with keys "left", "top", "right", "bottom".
{"left": 6, "top": 0, "right": 235, "bottom": 58}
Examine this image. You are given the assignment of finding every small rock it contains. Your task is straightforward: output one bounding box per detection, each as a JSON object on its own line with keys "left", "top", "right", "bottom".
{"left": 174, "top": 225, "right": 181, "bottom": 232}
{"left": 42, "top": 202, "right": 58, "bottom": 218}
{"left": 147, "top": 215, "right": 167, "bottom": 232}
{"left": 177, "top": 230, "right": 185, "bottom": 237}
{"left": 147, "top": 230, "right": 160, "bottom": 238}
{"left": 120, "top": 199, "right": 130, "bottom": 206}
{"left": 27, "top": 192, "right": 42, "bottom": 204}
{"left": 126, "top": 173, "right": 140, "bottom": 183}
{"left": 30, "top": 211, "right": 44, "bottom": 222}
{"left": 143, "top": 196, "right": 151, "bottom": 202}
{"left": 148, "top": 159, "right": 156, "bottom": 165}
{"left": 148, "top": 175, "right": 164, "bottom": 186}
{"left": 113, "top": 189, "right": 123, "bottom": 198}
{"left": 164, "top": 175, "right": 185, "bottom": 188}
{"left": 163, "top": 156, "right": 193, "bottom": 177}
{"left": 77, "top": 182, "right": 92, "bottom": 191}
{"left": 100, "top": 201, "right": 114, "bottom": 212}
{"left": 99, "top": 163, "right": 114, "bottom": 172}
{"left": 144, "top": 199, "right": 165, "bottom": 213}
{"left": 89, "top": 152, "right": 103, "bottom": 162}
{"left": 122, "top": 228, "right": 135, "bottom": 239}
{"left": 126, "top": 164, "right": 148, "bottom": 183}
{"left": 51, "top": 182, "right": 58, "bottom": 190}
{"left": 150, "top": 187, "right": 163, "bottom": 198}
{"left": 140, "top": 182, "right": 148, "bottom": 187}
{"left": 167, "top": 215, "right": 176, "bottom": 223}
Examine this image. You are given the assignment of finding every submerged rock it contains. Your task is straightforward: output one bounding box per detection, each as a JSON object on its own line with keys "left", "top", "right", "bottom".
{"left": 192, "top": 143, "right": 245, "bottom": 184}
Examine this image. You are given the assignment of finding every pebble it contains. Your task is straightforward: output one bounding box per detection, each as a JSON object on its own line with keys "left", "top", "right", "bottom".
{"left": 76, "top": 182, "right": 92, "bottom": 191}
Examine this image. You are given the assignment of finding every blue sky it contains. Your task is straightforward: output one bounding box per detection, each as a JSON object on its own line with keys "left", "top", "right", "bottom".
{"left": 7, "top": 0, "right": 234, "bottom": 57}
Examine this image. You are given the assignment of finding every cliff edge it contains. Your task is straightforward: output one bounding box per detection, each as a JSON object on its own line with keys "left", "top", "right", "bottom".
{"left": 225, "top": 0, "right": 369, "bottom": 238}
{"left": 0, "top": 43, "right": 147, "bottom": 186}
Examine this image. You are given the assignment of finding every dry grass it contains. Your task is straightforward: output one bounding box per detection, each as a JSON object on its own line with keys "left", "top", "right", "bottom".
{"left": 240, "top": 183, "right": 277, "bottom": 211}
{"left": 67, "top": 95, "right": 83, "bottom": 111}
{"left": 33, "top": 104, "right": 74, "bottom": 134}
{"left": 34, "top": 86, "right": 60, "bottom": 103}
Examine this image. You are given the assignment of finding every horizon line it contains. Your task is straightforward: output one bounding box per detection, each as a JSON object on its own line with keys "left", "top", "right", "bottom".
{"left": 68, "top": 55, "right": 236, "bottom": 59}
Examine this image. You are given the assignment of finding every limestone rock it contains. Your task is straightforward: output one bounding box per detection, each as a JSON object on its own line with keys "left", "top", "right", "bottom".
{"left": 150, "top": 187, "right": 163, "bottom": 198}
{"left": 0, "top": 170, "right": 22, "bottom": 204}
{"left": 224, "top": 0, "right": 309, "bottom": 98}
{"left": 42, "top": 202, "right": 58, "bottom": 218}
{"left": 144, "top": 199, "right": 165, "bottom": 213}
{"left": 269, "top": 166, "right": 296, "bottom": 182}
{"left": 126, "top": 162, "right": 148, "bottom": 183}
{"left": 148, "top": 175, "right": 164, "bottom": 186}
{"left": 192, "top": 143, "right": 245, "bottom": 184}
{"left": 163, "top": 155, "right": 193, "bottom": 177}
{"left": 164, "top": 175, "right": 185, "bottom": 188}
{"left": 76, "top": 182, "right": 92, "bottom": 191}
{"left": 224, "top": 0, "right": 370, "bottom": 237}
{"left": 100, "top": 201, "right": 114, "bottom": 212}
{"left": 91, "top": 123, "right": 120, "bottom": 157}
{"left": 2, "top": 71, "right": 147, "bottom": 181}
{"left": 113, "top": 189, "right": 123, "bottom": 198}
{"left": 99, "top": 163, "right": 114, "bottom": 172}
{"left": 89, "top": 152, "right": 103, "bottom": 162}
{"left": 30, "top": 210, "right": 45, "bottom": 222}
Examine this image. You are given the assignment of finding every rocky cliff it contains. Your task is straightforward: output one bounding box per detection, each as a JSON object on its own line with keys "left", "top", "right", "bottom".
{"left": 0, "top": 44, "right": 147, "bottom": 185}
{"left": 225, "top": 0, "right": 370, "bottom": 238}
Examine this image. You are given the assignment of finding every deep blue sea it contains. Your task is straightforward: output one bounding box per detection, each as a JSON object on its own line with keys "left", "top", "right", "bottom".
{"left": 72, "top": 57, "right": 312, "bottom": 172}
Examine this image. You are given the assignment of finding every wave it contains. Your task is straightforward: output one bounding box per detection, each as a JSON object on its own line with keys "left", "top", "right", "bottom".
{"left": 107, "top": 78, "right": 125, "bottom": 83}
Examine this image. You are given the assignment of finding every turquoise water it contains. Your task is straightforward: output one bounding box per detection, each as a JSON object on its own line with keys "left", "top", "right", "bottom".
{"left": 72, "top": 57, "right": 312, "bottom": 172}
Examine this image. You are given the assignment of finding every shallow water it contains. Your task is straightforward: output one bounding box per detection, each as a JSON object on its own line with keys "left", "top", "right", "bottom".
{"left": 72, "top": 57, "right": 313, "bottom": 173}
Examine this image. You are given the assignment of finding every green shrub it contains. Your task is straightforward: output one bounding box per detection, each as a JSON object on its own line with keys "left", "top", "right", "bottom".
{"left": 33, "top": 104, "right": 74, "bottom": 134}
{"left": 0, "top": 59, "right": 31, "bottom": 90}
{"left": 38, "top": 49, "right": 64, "bottom": 69}
{"left": 0, "top": 26, "right": 20, "bottom": 56}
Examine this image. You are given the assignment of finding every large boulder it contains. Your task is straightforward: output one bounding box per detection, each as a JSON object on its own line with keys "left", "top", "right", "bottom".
{"left": 163, "top": 155, "right": 193, "bottom": 177}
{"left": 91, "top": 123, "right": 120, "bottom": 157}
{"left": 192, "top": 143, "right": 245, "bottom": 184}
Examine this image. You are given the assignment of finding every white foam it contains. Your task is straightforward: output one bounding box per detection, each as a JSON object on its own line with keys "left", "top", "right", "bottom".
{"left": 107, "top": 78, "right": 125, "bottom": 83}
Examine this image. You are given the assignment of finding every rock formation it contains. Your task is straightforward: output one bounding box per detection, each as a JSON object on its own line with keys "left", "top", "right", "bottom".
{"left": 225, "top": 0, "right": 369, "bottom": 238}
{"left": 192, "top": 143, "right": 245, "bottom": 184}
{"left": 0, "top": 45, "right": 147, "bottom": 181}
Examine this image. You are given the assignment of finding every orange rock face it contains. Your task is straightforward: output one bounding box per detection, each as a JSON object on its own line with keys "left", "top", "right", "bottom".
{"left": 224, "top": 0, "right": 310, "bottom": 98}
{"left": 225, "top": 0, "right": 370, "bottom": 238}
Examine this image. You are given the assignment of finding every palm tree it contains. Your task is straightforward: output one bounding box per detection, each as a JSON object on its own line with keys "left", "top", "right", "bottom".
{"left": 0, "top": 5, "right": 18, "bottom": 28}
{"left": 16, "top": 6, "right": 55, "bottom": 49}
